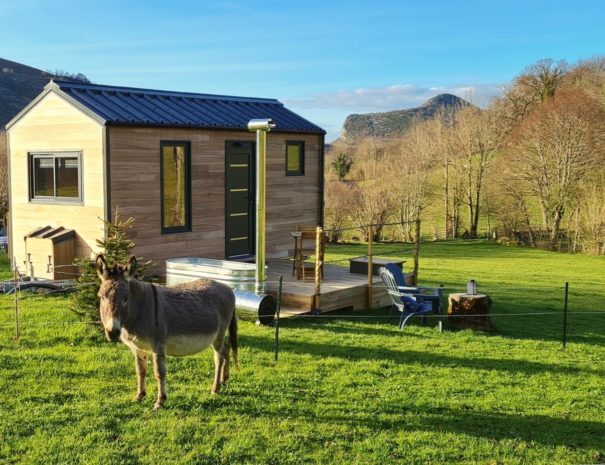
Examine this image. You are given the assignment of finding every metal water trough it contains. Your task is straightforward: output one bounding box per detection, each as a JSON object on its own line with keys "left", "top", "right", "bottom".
{"left": 166, "top": 257, "right": 276, "bottom": 324}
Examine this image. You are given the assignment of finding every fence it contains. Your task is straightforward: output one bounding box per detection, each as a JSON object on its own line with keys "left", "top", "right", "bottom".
{"left": 1, "top": 235, "right": 604, "bottom": 359}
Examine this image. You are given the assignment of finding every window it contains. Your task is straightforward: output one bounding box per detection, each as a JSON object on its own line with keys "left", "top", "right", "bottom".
{"left": 29, "top": 152, "right": 82, "bottom": 202}
{"left": 161, "top": 141, "right": 191, "bottom": 233}
{"left": 286, "top": 141, "right": 305, "bottom": 176}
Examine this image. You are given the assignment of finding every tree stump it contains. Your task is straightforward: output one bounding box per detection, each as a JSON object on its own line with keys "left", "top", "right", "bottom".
{"left": 448, "top": 293, "right": 493, "bottom": 331}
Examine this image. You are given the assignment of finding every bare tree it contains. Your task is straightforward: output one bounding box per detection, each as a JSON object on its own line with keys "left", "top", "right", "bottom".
{"left": 348, "top": 138, "right": 392, "bottom": 241}
{"left": 324, "top": 180, "right": 354, "bottom": 243}
{"left": 389, "top": 118, "right": 441, "bottom": 241}
{"left": 452, "top": 106, "right": 504, "bottom": 238}
{"left": 506, "top": 89, "right": 605, "bottom": 244}
{"left": 501, "top": 58, "right": 568, "bottom": 122}
{"left": 0, "top": 131, "right": 8, "bottom": 227}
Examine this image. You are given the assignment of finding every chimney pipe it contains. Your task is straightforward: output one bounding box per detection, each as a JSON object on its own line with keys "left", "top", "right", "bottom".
{"left": 248, "top": 118, "right": 275, "bottom": 294}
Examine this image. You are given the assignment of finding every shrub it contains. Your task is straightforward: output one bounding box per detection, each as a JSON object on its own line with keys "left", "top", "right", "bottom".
{"left": 69, "top": 212, "right": 153, "bottom": 324}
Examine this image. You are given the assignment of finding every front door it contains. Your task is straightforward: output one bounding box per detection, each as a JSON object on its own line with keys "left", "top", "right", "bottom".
{"left": 225, "top": 141, "right": 255, "bottom": 259}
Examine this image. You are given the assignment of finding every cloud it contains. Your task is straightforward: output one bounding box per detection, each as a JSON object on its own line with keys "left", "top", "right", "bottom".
{"left": 283, "top": 82, "right": 505, "bottom": 112}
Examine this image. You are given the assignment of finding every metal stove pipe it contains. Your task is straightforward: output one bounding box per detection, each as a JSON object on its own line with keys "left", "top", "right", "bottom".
{"left": 247, "top": 118, "right": 275, "bottom": 295}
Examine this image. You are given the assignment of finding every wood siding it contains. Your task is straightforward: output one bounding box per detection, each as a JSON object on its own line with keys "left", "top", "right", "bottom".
{"left": 108, "top": 126, "right": 322, "bottom": 273}
{"left": 7, "top": 92, "right": 105, "bottom": 273}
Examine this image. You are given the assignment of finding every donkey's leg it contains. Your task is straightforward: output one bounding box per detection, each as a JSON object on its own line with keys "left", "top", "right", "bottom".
{"left": 220, "top": 344, "right": 230, "bottom": 385}
{"left": 133, "top": 350, "right": 148, "bottom": 402}
{"left": 152, "top": 350, "right": 167, "bottom": 409}
{"left": 211, "top": 342, "right": 226, "bottom": 394}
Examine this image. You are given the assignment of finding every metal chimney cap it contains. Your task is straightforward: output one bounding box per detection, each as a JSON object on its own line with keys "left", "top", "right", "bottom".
{"left": 247, "top": 118, "right": 276, "bottom": 132}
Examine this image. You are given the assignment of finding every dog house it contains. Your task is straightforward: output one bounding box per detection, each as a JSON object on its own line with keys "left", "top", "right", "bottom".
{"left": 24, "top": 225, "right": 76, "bottom": 280}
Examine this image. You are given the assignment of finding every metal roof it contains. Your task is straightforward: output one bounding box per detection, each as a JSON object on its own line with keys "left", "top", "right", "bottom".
{"left": 52, "top": 81, "right": 325, "bottom": 134}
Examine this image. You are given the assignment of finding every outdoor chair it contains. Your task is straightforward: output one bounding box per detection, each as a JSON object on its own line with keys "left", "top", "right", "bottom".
{"left": 294, "top": 226, "right": 325, "bottom": 281}
{"left": 292, "top": 225, "right": 318, "bottom": 275}
{"left": 384, "top": 262, "right": 443, "bottom": 312}
{"left": 379, "top": 266, "right": 443, "bottom": 330}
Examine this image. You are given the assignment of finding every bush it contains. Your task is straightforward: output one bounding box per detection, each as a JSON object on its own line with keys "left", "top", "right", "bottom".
{"left": 69, "top": 213, "right": 153, "bottom": 324}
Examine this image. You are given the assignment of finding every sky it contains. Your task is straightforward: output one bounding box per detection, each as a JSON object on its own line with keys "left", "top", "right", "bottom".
{"left": 1, "top": 0, "right": 604, "bottom": 141}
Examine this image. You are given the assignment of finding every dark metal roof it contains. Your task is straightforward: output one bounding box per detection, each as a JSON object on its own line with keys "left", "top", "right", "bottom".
{"left": 54, "top": 81, "right": 325, "bottom": 134}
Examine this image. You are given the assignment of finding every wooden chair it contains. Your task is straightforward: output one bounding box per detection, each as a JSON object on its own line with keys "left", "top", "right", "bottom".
{"left": 379, "top": 266, "right": 442, "bottom": 330}
{"left": 294, "top": 227, "right": 325, "bottom": 281}
{"left": 292, "top": 225, "right": 320, "bottom": 276}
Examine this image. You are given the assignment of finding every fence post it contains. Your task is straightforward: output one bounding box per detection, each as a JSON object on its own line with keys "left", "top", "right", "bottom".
{"left": 313, "top": 226, "right": 322, "bottom": 314}
{"left": 274, "top": 275, "right": 283, "bottom": 362}
{"left": 367, "top": 225, "right": 374, "bottom": 310}
{"left": 413, "top": 219, "right": 421, "bottom": 286}
{"left": 562, "top": 281, "right": 569, "bottom": 348}
{"left": 13, "top": 257, "right": 19, "bottom": 340}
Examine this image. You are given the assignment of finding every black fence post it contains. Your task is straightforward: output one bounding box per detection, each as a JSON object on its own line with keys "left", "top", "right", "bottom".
{"left": 562, "top": 282, "right": 569, "bottom": 348}
{"left": 274, "top": 275, "right": 283, "bottom": 363}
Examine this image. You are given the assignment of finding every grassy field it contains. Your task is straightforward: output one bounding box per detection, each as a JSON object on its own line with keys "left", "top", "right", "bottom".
{"left": 1, "top": 242, "right": 604, "bottom": 464}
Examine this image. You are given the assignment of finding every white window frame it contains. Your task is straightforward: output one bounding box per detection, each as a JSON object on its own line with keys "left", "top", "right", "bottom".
{"left": 29, "top": 151, "right": 83, "bottom": 204}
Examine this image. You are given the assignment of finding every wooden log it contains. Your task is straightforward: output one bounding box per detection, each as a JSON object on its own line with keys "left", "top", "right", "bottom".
{"left": 447, "top": 293, "right": 493, "bottom": 331}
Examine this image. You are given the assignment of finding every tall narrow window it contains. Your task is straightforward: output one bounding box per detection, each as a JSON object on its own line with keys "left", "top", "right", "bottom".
{"left": 29, "top": 152, "right": 82, "bottom": 202}
{"left": 161, "top": 141, "right": 191, "bottom": 233}
{"left": 286, "top": 141, "right": 305, "bottom": 176}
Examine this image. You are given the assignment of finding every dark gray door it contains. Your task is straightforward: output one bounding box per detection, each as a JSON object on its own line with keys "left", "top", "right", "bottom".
{"left": 225, "top": 141, "right": 255, "bottom": 259}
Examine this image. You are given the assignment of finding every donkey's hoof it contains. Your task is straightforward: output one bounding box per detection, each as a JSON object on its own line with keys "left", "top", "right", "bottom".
{"left": 153, "top": 401, "right": 164, "bottom": 410}
{"left": 134, "top": 392, "right": 146, "bottom": 402}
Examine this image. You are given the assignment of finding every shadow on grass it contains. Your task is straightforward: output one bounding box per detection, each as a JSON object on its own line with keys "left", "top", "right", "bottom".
{"left": 295, "top": 403, "right": 604, "bottom": 451}
{"left": 241, "top": 333, "right": 605, "bottom": 378}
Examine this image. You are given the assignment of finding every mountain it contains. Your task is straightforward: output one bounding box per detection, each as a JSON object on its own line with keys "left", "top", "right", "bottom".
{"left": 0, "top": 58, "right": 55, "bottom": 127}
{"left": 341, "top": 93, "right": 472, "bottom": 140}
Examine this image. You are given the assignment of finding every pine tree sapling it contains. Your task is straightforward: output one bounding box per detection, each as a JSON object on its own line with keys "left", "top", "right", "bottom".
{"left": 70, "top": 212, "right": 153, "bottom": 324}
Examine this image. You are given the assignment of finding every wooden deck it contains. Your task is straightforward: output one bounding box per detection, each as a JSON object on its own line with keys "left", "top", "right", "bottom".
{"left": 265, "top": 259, "right": 391, "bottom": 316}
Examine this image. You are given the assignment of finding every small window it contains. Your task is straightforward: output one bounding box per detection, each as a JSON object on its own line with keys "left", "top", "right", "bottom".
{"left": 286, "top": 141, "right": 305, "bottom": 176}
{"left": 29, "top": 152, "right": 82, "bottom": 202}
{"left": 161, "top": 141, "right": 191, "bottom": 233}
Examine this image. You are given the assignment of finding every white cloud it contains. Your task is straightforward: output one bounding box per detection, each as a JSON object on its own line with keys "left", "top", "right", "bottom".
{"left": 283, "top": 82, "right": 505, "bottom": 112}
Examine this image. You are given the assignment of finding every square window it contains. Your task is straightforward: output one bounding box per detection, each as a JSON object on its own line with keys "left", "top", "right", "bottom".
{"left": 29, "top": 152, "right": 82, "bottom": 202}
{"left": 286, "top": 141, "right": 305, "bottom": 176}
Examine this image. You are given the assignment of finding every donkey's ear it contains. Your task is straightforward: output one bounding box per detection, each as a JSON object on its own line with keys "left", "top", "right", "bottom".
{"left": 124, "top": 255, "right": 137, "bottom": 281}
{"left": 95, "top": 255, "right": 109, "bottom": 281}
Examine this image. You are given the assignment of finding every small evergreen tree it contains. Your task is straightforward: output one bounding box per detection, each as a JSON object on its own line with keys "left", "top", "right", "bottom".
{"left": 70, "top": 212, "right": 153, "bottom": 324}
{"left": 330, "top": 152, "right": 354, "bottom": 181}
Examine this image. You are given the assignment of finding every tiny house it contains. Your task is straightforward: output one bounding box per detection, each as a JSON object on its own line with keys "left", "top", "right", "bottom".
{"left": 6, "top": 81, "right": 325, "bottom": 277}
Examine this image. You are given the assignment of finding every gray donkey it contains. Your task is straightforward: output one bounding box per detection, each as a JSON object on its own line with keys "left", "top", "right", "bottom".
{"left": 95, "top": 255, "right": 238, "bottom": 409}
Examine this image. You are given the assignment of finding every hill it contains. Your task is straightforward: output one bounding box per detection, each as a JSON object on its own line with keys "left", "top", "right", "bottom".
{"left": 341, "top": 93, "right": 471, "bottom": 140}
{"left": 0, "top": 58, "right": 91, "bottom": 128}
{"left": 0, "top": 58, "right": 54, "bottom": 127}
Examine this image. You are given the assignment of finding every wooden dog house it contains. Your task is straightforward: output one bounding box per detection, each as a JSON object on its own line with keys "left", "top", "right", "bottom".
{"left": 24, "top": 226, "right": 76, "bottom": 280}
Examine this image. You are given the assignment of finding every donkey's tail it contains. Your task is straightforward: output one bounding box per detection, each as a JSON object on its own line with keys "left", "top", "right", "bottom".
{"left": 229, "top": 309, "right": 239, "bottom": 369}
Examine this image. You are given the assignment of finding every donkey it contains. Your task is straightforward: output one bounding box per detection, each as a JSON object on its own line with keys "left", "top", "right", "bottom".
{"left": 95, "top": 254, "right": 238, "bottom": 409}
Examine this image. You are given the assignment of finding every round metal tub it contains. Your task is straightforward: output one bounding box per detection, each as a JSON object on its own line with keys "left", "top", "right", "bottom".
{"left": 166, "top": 257, "right": 266, "bottom": 291}
{"left": 166, "top": 257, "right": 275, "bottom": 324}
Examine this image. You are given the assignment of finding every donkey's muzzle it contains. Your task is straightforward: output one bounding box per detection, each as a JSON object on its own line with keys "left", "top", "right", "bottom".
{"left": 106, "top": 328, "right": 121, "bottom": 342}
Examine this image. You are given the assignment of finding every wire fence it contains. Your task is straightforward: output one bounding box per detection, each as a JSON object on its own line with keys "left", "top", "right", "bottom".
{"left": 2, "top": 277, "right": 603, "bottom": 353}
{"left": 1, "top": 226, "right": 604, "bottom": 358}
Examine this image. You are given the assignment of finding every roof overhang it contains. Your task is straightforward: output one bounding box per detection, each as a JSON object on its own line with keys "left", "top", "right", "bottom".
{"left": 5, "top": 80, "right": 106, "bottom": 130}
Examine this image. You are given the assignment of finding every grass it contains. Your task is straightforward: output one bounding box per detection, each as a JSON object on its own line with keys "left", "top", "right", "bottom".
{"left": 1, "top": 242, "right": 604, "bottom": 464}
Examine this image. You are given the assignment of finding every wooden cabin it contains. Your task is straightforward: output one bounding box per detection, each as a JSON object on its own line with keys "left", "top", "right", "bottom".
{"left": 6, "top": 81, "right": 325, "bottom": 277}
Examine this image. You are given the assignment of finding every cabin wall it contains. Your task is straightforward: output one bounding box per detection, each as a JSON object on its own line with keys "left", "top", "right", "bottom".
{"left": 108, "top": 126, "right": 322, "bottom": 273}
{"left": 7, "top": 92, "right": 105, "bottom": 274}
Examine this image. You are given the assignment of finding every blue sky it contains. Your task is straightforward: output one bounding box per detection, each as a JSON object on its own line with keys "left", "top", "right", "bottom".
{"left": 1, "top": 0, "right": 603, "bottom": 140}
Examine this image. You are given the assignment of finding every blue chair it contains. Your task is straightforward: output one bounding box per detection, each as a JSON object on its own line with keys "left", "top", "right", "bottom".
{"left": 379, "top": 266, "right": 443, "bottom": 330}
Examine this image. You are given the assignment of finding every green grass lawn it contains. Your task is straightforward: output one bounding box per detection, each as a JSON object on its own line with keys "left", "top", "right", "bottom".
{"left": 1, "top": 242, "right": 604, "bottom": 464}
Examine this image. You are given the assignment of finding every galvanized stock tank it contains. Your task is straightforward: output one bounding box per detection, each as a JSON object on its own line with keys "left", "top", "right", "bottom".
{"left": 166, "top": 258, "right": 276, "bottom": 325}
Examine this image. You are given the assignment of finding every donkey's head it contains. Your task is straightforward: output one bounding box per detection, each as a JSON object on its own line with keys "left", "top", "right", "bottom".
{"left": 96, "top": 255, "right": 137, "bottom": 342}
